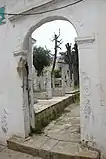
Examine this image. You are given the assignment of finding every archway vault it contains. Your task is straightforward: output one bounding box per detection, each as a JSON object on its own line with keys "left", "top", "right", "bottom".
{"left": 22, "top": 15, "right": 79, "bottom": 51}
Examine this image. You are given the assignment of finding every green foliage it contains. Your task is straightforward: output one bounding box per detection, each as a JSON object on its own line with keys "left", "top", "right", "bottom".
{"left": 33, "top": 46, "right": 51, "bottom": 76}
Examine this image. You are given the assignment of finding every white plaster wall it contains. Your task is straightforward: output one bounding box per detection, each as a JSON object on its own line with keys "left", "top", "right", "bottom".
{"left": 0, "top": 0, "right": 106, "bottom": 155}
{"left": 0, "top": 21, "right": 26, "bottom": 144}
{"left": 76, "top": 1, "right": 106, "bottom": 155}
{"left": 91, "top": 1, "right": 106, "bottom": 154}
{"left": 6, "top": 0, "right": 54, "bottom": 13}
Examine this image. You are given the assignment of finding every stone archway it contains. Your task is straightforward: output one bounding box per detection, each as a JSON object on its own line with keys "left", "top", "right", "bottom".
{"left": 22, "top": 16, "right": 79, "bottom": 137}
{"left": 15, "top": 3, "right": 97, "bottom": 143}
{"left": 0, "top": 0, "right": 105, "bottom": 154}
{"left": 22, "top": 16, "right": 79, "bottom": 51}
{"left": 20, "top": 13, "right": 97, "bottom": 147}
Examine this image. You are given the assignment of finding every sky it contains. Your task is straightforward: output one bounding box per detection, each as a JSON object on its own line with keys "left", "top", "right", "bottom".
{"left": 32, "top": 20, "right": 77, "bottom": 54}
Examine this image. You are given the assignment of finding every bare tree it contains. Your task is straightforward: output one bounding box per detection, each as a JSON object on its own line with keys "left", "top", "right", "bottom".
{"left": 51, "top": 29, "right": 62, "bottom": 77}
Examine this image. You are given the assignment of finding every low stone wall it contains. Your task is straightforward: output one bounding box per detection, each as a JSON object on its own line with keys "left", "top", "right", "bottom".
{"left": 52, "top": 88, "right": 65, "bottom": 97}
{"left": 34, "top": 91, "right": 79, "bottom": 133}
{"left": 34, "top": 91, "right": 47, "bottom": 99}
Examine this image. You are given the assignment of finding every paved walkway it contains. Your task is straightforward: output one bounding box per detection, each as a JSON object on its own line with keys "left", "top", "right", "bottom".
{"left": 0, "top": 103, "right": 80, "bottom": 159}
{"left": 0, "top": 144, "right": 42, "bottom": 159}
{"left": 43, "top": 103, "right": 80, "bottom": 143}
{"left": 24, "top": 103, "right": 81, "bottom": 152}
{"left": 7, "top": 103, "right": 98, "bottom": 159}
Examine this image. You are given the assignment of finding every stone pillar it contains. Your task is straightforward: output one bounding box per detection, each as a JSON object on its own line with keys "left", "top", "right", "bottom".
{"left": 75, "top": 35, "right": 100, "bottom": 145}
{"left": 46, "top": 71, "right": 52, "bottom": 99}
{"left": 61, "top": 67, "right": 65, "bottom": 96}
{"left": 67, "top": 74, "right": 70, "bottom": 88}
{"left": 27, "top": 37, "right": 35, "bottom": 130}
{"left": 36, "top": 76, "right": 40, "bottom": 91}
{"left": 33, "top": 70, "right": 37, "bottom": 91}
{"left": 40, "top": 75, "right": 44, "bottom": 91}
{"left": 71, "top": 74, "right": 74, "bottom": 91}
{"left": 65, "top": 71, "right": 71, "bottom": 93}
{"left": 14, "top": 50, "right": 30, "bottom": 138}
{"left": 52, "top": 74, "right": 55, "bottom": 89}
{"left": 32, "top": 67, "right": 37, "bottom": 104}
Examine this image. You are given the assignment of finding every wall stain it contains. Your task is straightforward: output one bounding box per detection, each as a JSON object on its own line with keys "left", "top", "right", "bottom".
{"left": 81, "top": 71, "right": 92, "bottom": 119}
{"left": 82, "top": 72, "right": 91, "bottom": 96}
{"left": 1, "top": 109, "right": 8, "bottom": 133}
{"left": 96, "top": 84, "right": 104, "bottom": 107}
{"left": 83, "top": 99, "right": 92, "bottom": 119}
{"left": 17, "top": 57, "right": 26, "bottom": 77}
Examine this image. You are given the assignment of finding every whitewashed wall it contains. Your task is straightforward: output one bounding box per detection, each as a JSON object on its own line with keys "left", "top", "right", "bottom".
{"left": 0, "top": 20, "right": 26, "bottom": 144}
{"left": 0, "top": 0, "right": 106, "bottom": 155}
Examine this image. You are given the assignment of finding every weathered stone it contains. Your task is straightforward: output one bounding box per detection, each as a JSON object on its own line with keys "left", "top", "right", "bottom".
{"left": 0, "top": 145, "right": 42, "bottom": 159}
{"left": 7, "top": 103, "right": 99, "bottom": 159}
{"left": 34, "top": 92, "right": 79, "bottom": 133}
{"left": 41, "top": 139, "right": 59, "bottom": 151}
{"left": 75, "top": 151, "right": 99, "bottom": 159}
{"left": 24, "top": 135, "right": 49, "bottom": 148}
{"left": 7, "top": 136, "right": 99, "bottom": 159}
{"left": 51, "top": 141, "right": 79, "bottom": 155}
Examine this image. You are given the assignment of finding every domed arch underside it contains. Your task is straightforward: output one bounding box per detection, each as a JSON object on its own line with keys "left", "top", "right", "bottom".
{"left": 22, "top": 15, "right": 78, "bottom": 51}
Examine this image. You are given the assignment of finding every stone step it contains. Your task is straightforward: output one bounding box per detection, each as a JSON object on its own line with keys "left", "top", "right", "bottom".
{"left": 7, "top": 136, "right": 99, "bottom": 159}
{"left": 0, "top": 145, "right": 42, "bottom": 159}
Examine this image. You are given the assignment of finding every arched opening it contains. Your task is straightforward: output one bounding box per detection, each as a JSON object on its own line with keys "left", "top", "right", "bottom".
{"left": 32, "top": 20, "right": 78, "bottom": 93}
{"left": 22, "top": 16, "right": 80, "bottom": 141}
{"left": 1, "top": 1, "right": 104, "bottom": 155}
{"left": 22, "top": 16, "right": 78, "bottom": 51}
